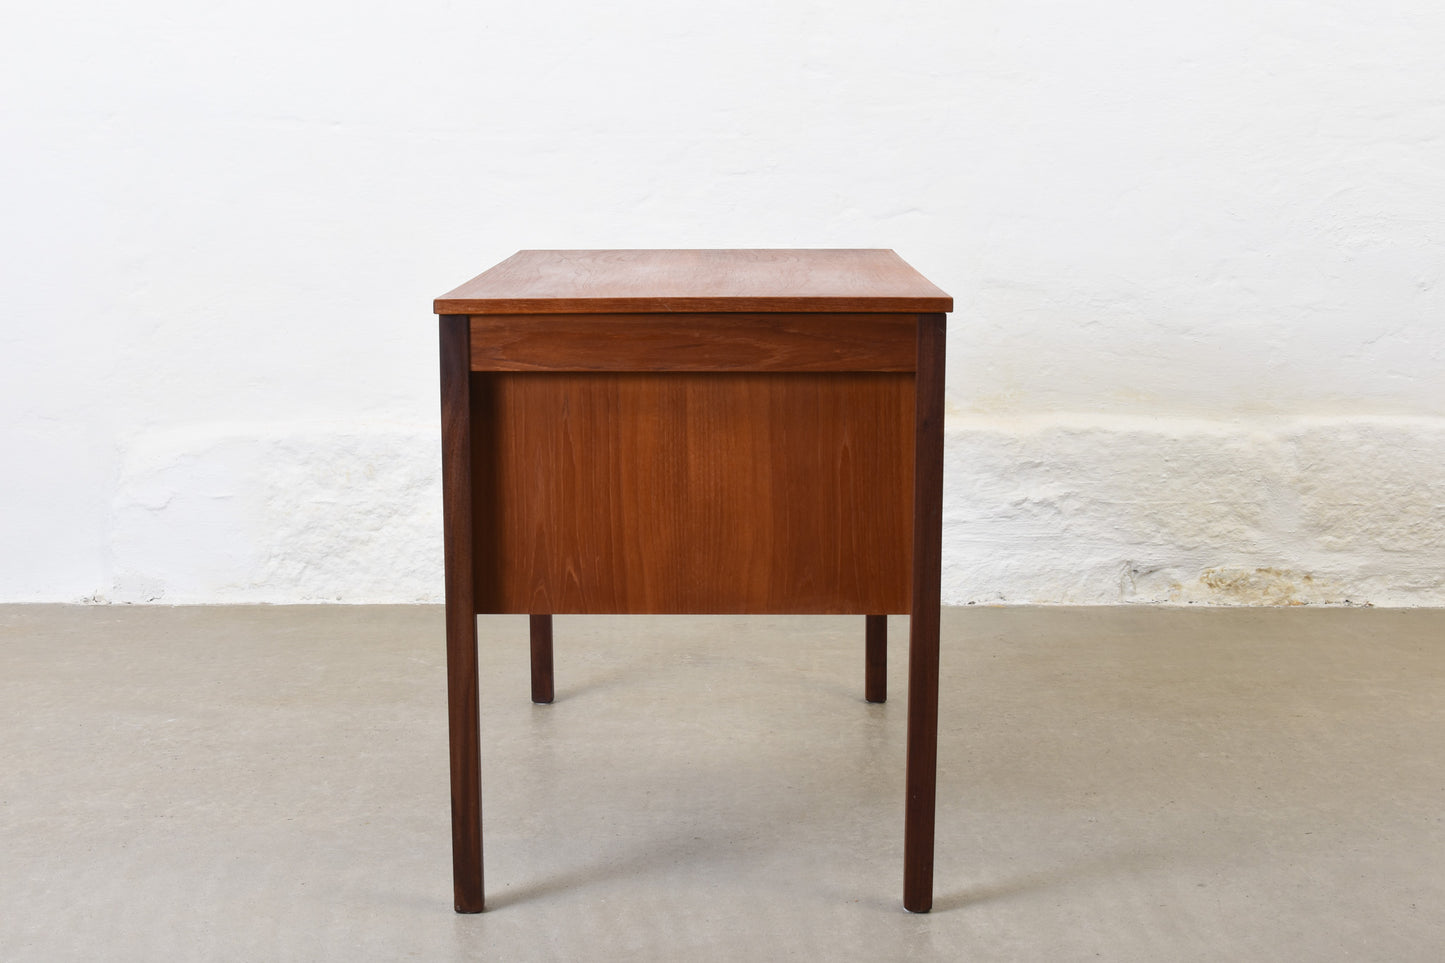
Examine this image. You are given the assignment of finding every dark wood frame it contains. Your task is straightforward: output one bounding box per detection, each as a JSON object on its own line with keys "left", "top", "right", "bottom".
{"left": 438, "top": 252, "right": 947, "bottom": 914}
{"left": 904, "top": 312, "right": 946, "bottom": 913}
{"left": 439, "top": 313, "right": 484, "bottom": 913}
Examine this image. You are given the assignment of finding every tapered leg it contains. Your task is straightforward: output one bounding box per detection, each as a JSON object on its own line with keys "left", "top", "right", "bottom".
{"left": 440, "top": 315, "right": 484, "bottom": 913}
{"left": 530, "top": 615, "right": 555, "bottom": 704}
{"left": 903, "top": 313, "right": 946, "bottom": 913}
{"left": 866, "top": 615, "right": 887, "bottom": 703}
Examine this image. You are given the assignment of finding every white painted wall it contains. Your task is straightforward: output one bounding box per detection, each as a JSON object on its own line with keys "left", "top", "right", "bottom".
{"left": 3, "top": 1, "right": 1443, "bottom": 604}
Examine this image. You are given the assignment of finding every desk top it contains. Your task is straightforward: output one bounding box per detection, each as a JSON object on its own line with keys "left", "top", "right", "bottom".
{"left": 435, "top": 249, "right": 952, "bottom": 315}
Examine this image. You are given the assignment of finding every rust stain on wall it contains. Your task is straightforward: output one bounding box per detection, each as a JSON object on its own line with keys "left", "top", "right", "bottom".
{"left": 1170, "top": 566, "right": 1360, "bottom": 606}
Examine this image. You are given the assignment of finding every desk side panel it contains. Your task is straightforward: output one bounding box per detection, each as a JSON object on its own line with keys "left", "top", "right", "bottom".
{"left": 471, "top": 372, "right": 914, "bottom": 614}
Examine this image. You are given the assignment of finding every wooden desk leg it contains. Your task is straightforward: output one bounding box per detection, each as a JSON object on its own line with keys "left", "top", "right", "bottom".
{"left": 530, "top": 615, "right": 555, "bottom": 704}
{"left": 903, "top": 313, "right": 946, "bottom": 913}
{"left": 865, "top": 615, "right": 887, "bottom": 703}
{"left": 440, "top": 315, "right": 485, "bottom": 913}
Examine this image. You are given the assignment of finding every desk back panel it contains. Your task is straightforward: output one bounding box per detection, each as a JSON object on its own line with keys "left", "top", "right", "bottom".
{"left": 470, "top": 371, "right": 914, "bottom": 614}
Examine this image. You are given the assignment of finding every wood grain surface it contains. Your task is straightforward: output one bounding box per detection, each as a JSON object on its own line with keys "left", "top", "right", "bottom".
{"left": 469, "top": 371, "right": 915, "bottom": 614}
{"left": 469, "top": 313, "right": 917, "bottom": 372}
{"left": 437, "top": 250, "right": 952, "bottom": 315}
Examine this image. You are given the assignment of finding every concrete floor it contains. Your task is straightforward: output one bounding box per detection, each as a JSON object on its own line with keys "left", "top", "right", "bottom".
{"left": 1, "top": 606, "right": 1442, "bottom": 961}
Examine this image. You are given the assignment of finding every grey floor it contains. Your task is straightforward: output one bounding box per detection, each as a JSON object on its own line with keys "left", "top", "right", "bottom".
{"left": 1, "top": 606, "right": 1442, "bottom": 961}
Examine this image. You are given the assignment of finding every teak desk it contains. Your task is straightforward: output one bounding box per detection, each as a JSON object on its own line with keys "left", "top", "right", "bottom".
{"left": 435, "top": 249, "right": 951, "bottom": 913}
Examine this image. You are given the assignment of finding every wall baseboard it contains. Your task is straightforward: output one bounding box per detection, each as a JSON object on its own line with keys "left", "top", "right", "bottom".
{"left": 942, "top": 413, "right": 1445, "bottom": 606}
{"left": 12, "top": 413, "right": 1442, "bottom": 606}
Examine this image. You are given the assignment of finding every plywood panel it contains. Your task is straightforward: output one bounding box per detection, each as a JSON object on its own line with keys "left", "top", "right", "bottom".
{"left": 471, "top": 372, "right": 914, "bottom": 614}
